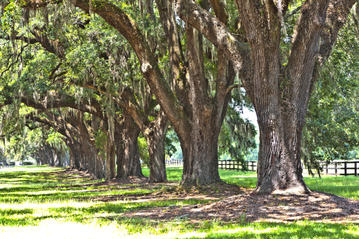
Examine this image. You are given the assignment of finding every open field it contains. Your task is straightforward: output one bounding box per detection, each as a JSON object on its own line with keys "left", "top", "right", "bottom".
{"left": 0, "top": 166, "right": 359, "bottom": 238}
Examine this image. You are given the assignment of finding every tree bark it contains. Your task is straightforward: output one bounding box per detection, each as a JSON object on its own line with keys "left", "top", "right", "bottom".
{"left": 180, "top": 126, "right": 221, "bottom": 185}
{"left": 68, "top": 143, "right": 81, "bottom": 169}
{"left": 116, "top": 115, "right": 143, "bottom": 178}
{"left": 180, "top": 24, "right": 232, "bottom": 185}
{"left": 144, "top": 112, "right": 168, "bottom": 183}
{"left": 255, "top": 119, "right": 309, "bottom": 194}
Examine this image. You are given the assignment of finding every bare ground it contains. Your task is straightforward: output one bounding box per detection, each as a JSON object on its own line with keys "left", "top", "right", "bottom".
{"left": 59, "top": 169, "right": 359, "bottom": 223}
{"left": 123, "top": 186, "right": 359, "bottom": 223}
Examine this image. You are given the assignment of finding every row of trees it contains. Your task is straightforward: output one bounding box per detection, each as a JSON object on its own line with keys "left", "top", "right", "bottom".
{"left": 0, "top": 0, "right": 358, "bottom": 194}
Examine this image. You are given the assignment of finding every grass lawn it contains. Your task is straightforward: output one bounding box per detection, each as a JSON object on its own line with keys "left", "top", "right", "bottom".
{"left": 0, "top": 166, "right": 358, "bottom": 238}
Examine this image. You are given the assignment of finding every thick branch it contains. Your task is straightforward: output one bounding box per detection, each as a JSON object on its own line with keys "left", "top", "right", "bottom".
{"left": 175, "top": 0, "right": 250, "bottom": 71}
{"left": 209, "top": 0, "right": 228, "bottom": 24}
{"left": 0, "top": 92, "right": 104, "bottom": 119}
{"left": 319, "top": 0, "right": 357, "bottom": 62}
{"left": 63, "top": 77, "right": 149, "bottom": 131}
{"left": 31, "top": 28, "right": 65, "bottom": 58}
{"left": 286, "top": 0, "right": 356, "bottom": 118}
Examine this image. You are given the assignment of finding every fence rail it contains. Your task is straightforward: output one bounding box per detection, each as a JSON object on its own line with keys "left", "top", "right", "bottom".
{"left": 323, "top": 160, "right": 359, "bottom": 176}
{"left": 166, "top": 159, "right": 359, "bottom": 176}
{"left": 218, "top": 160, "right": 257, "bottom": 171}
{"left": 165, "top": 159, "right": 183, "bottom": 167}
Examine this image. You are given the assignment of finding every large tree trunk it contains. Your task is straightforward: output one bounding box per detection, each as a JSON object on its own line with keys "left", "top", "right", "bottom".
{"left": 255, "top": 119, "right": 309, "bottom": 194}
{"left": 104, "top": 119, "right": 116, "bottom": 180}
{"left": 116, "top": 116, "right": 143, "bottom": 178}
{"left": 68, "top": 139, "right": 105, "bottom": 178}
{"left": 91, "top": 151, "right": 105, "bottom": 179}
{"left": 144, "top": 112, "right": 168, "bottom": 183}
{"left": 104, "top": 140, "right": 116, "bottom": 180}
{"left": 235, "top": 0, "right": 319, "bottom": 194}
{"left": 76, "top": 115, "right": 108, "bottom": 179}
{"left": 68, "top": 143, "right": 81, "bottom": 169}
{"left": 179, "top": 22, "right": 233, "bottom": 185}
{"left": 84, "top": 145, "right": 105, "bottom": 179}
{"left": 180, "top": 125, "right": 221, "bottom": 185}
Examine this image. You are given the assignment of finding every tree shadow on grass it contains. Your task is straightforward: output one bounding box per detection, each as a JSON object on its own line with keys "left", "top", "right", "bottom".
{"left": 49, "top": 199, "right": 210, "bottom": 216}
{"left": 0, "top": 209, "right": 35, "bottom": 226}
{"left": 0, "top": 215, "right": 64, "bottom": 226}
{"left": 0, "top": 208, "right": 33, "bottom": 216}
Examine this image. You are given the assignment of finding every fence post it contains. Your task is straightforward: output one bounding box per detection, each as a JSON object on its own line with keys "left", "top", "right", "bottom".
{"left": 344, "top": 161, "right": 347, "bottom": 176}
{"left": 326, "top": 163, "right": 329, "bottom": 175}
{"left": 335, "top": 162, "right": 338, "bottom": 176}
{"left": 355, "top": 162, "right": 358, "bottom": 176}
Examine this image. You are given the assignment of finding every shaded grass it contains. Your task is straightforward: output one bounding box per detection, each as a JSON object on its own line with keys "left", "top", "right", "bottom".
{"left": 0, "top": 188, "right": 153, "bottom": 203}
{"left": 0, "top": 208, "right": 33, "bottom": 216}
{"left": 49, "top": 199, "right": 209, "bottom": 216}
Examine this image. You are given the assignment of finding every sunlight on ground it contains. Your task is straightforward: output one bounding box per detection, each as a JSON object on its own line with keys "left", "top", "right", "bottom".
{"left": 0, "top": 219, "right": 221, "bottom": 239}
{"left": 0, "top": 166, "right": 59, "bottom": 172}
{"left": 0, "top": 201, "right": 96, "bottom": 210}
{"left": 0, "top": 184, "right": 13, "bottom": 189}
{"left": 0, "top": 220, "right": 130, "bottom": 239}
{"left": 0, "top": 220, "right": 278, "bottom": 239}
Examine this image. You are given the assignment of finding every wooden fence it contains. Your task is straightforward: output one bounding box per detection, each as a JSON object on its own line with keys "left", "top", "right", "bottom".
{"left": 165, "top": 158, "right": 183, "bottom": 167}
{"left": 323, "top": 160, "right": 359, "bottom": 176}
{"left": 166, "top": 159, "right": 359, "bottom": 176}
{"left": 218, "top": 160, "right": 257, "bottom": 171}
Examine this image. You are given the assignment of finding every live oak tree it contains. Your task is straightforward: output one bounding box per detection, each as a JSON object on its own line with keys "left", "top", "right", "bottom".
{"left": 35, "top": 0, "right": 238, "bottom": 185}
{"left": 65, "top": 7, "right": 169, "bottom": 182}
{"left": 0, "top": 2, "right": 167, "bottom": 181}
{"left": 176, "top": 0, "right": 357, "bottom": 193}
{"left": 0, "top": 4, "right": 111, "bottom": 178}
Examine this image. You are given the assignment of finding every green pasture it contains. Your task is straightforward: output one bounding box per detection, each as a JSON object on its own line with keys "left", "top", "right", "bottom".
{"left": 0, "top": 166, "right": 358, "bottom": 238}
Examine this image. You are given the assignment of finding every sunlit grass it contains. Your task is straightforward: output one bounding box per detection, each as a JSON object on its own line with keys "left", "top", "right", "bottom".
{"left": 2, "top": 217, "right": 357, "bottom": 239}
{"left": 0, "top": 166, "right": 359, "bottom": 238}
{"left": 142, "top": 167, "right": 184, "bottom": 182}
